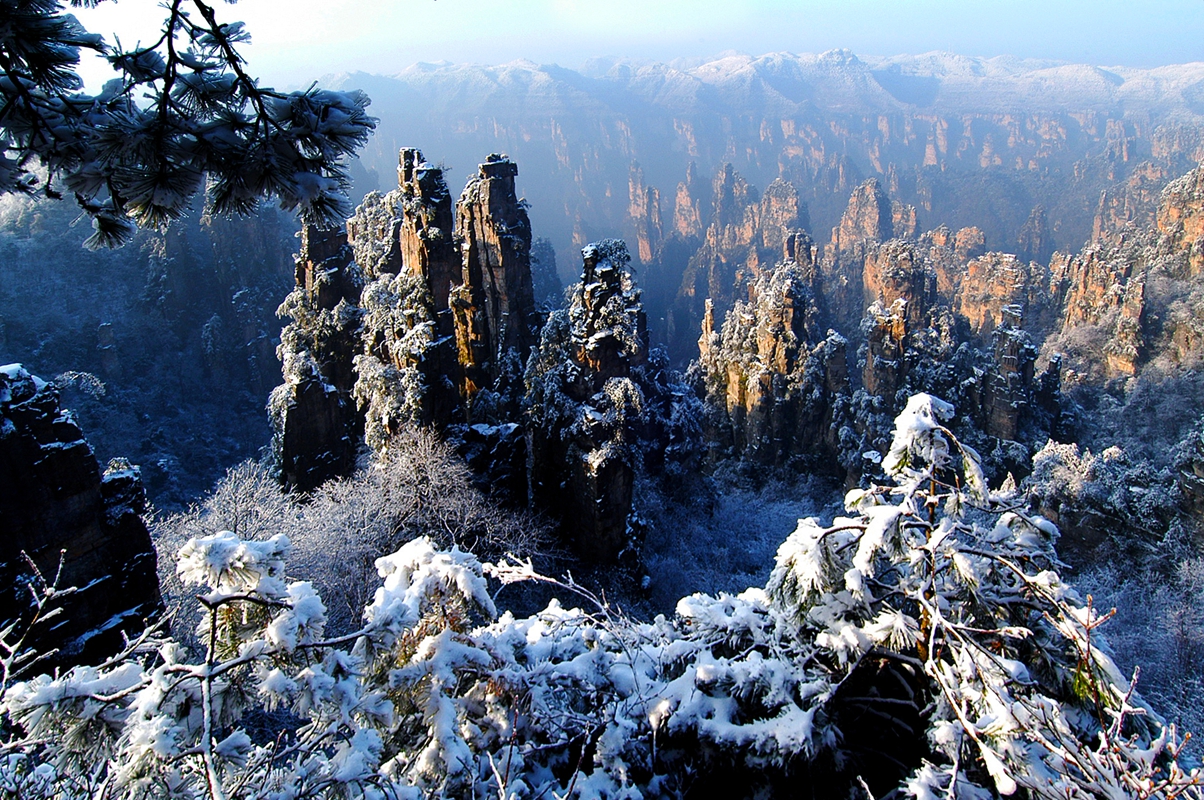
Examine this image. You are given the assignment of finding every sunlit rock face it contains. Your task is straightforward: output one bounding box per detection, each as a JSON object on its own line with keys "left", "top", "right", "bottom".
{"left": 667, "top": 164, "right": 810, "bottom": 360}
{"left": 272, "top": 151, "right": 543, "bottom": 486}
{"left": 953, "top": 251, "right": 1050, "bottom": 341}
{"left": 697, "top": 233, "right": 851, "bottom": 473}
{"left": 453, "top": 155, "right": 540, "bottom": 400}
{"left": 821, "top": 179, "right": 919, "bottom": 334}
{"left": 1157, "top": 164, "right": 1204, "bottom": 276}
{"left": 0, "top": 365, "right": 161, "bottom": 667}
{"left": 339, "top": 52, "right": 1204, "bottom": 286}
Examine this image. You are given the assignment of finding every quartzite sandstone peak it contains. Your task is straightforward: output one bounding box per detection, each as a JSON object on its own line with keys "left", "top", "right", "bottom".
{"left": 273, "top": 151, "right": 541, "bottom": 485}
{"left": 526, "top": 240, "right": 651, "bottom": 561}
{"left": 271, "top": 225, "right": 362, "bottom": 491}
{"left": 667, "top": 163, "right": 810, "bottom": 360}
{"left": 453, "top": 154, "right": 540, "bottom": 399}
{"left": 698, "top": 240, "right": 850, "bottom": 471}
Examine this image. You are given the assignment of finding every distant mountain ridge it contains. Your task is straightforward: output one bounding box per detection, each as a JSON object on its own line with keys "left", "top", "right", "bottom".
{"left": 326, "top": 50, "right": 1204, "bottom": 326}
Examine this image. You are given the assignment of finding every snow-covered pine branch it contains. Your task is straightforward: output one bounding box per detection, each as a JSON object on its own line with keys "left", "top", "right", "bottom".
{"left": 0, "top": 0, "right": 376, "bottom": 247}
{"left": 0, "top": 394, "right": 1198, "bottom": 798}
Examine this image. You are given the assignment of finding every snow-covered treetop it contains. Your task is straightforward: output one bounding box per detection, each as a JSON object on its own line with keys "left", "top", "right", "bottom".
{"left": 1, "top": 393, "right": 1199, "bottom": 798}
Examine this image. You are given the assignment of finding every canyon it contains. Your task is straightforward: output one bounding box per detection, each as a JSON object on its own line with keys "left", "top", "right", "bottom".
{"left": 7, "top": 49, "right": 1204, "bottom": 659}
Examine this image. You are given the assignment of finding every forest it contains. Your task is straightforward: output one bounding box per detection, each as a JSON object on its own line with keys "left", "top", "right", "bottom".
{"left": 4, "top": 1, "right": 1204, "bottom": 797}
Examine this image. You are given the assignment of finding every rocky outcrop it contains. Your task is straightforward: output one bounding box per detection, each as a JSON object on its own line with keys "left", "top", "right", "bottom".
{"left": 1033, "top": 163, "right": 1204, "bottom": 381}
{"left": 273, "top": 151, "right": 543, "bottom": 483}
{"left": 672, "top": 161, "right": 707, "bottom": 240}
{"left": 1016, "top": 206, "right": 1054, "bottom": 265}
{"left": 527, "top": 240, "right": 651, "bottom": 561}
{"left": 826, "top": 179, "right": 895, "bottom": 263}
{"left": 0, "top": 365, "right": 160, "bottom": 666}
{"left": 825, "top": 178, "right": 916, "bottom": 261}
{"left": 977, "top": 319, "right": 1040, "bottom": 442}
{"left": 1094, "top": 161, "right": 1172, "bottom": 244}
{"left": 859, "top": 244, "right": 950, "bottom": 401}
{"left": 454, "top": 155, "right": 540, "bottom": 401}
{"left": 698, "top": 239, "right": 850, "bottom": 472}
{"left": 850, "top": 239, "right": 1063, "bottom": 480}
{"left": 399, "top": 149, "right": 461, "bottom": 316}
{"left": 822, "top": 179, "right": 919, "bottom": 331}
{"left": 669, "top": 165, "right": 809, "bottom": 359}
{"left": 1157, "top": 165, "right": 1204, "bottom": 274}
{"left": 270, "top": 226, "right": 363, "bottom": 491}
{"left": 1047, "top": 244, "right": 1146, "bottom": 377}
{"left": 342, "top": 53, "right": 1204, "bottom": 293}
{"left": 954, "top": 252, "right": 1050, "bottom": 339}
{"left": 628, "top": 162, "right": 664, "bottom": 264}
{"left": 350, "top": 150, "right": 463, "bottom": 442}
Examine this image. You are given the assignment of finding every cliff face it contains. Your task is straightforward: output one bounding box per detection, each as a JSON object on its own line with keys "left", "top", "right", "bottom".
{"left": 821, "top": 179, "right": 919, "bottom": 331}
{"left": 1030, "top": 164, "right": 1204, "bottom": 382}
{"left": 1094, "top": 160, "right": 1172, "bottom": 244}
{"left": 628, "top": 162, "right": 664, "bottom": 264}
{"left": 350, "top": 151, "right": 462, "bottom": 443}
{"left": 342, "top": 52, "right": 1204, "bottom": 283}
{"left": 858, "top": 243, "right": 950, "bottom": 401}
{"left": 826, "top": 178, "right": 897, "bottom": 262}
{"left": 0, "top": 365, "right": 161, "bottom": 665}
{"left": 271, "top": 226, "right": 363, "bottom": 491}
{"left": 667, "top": 164, "right": 810, "bottom": 359}
{"left": 954, "top": 252, "right": 1050, "bottom": 339}
{"left": 454, "top": 155, "right": 540, "bottom": 399}
{"left": 698, "top": 238, "right": 850, "bottom": 472}
{"left": 272, "top": 151, "right": 541, "bottom": 487}
{"left": 1157, "top": 165, "right": 1204, "bottom": 274}
{"left": 1016, "top": 206, "right": 1054, "bottom": 265}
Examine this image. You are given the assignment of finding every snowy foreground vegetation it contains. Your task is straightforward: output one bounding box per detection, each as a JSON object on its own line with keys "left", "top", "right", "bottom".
{"left": 1, "top": 396, "right": 1200, "bottom": 799}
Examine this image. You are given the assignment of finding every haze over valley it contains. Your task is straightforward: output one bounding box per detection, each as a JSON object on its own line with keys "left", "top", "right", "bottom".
{"left": 4, "top": 2, "right": 1204, "bottom": 796}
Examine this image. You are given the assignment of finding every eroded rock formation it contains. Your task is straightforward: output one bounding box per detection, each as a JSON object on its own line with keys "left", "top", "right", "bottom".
{"left": 668, "top": 164, "right": 810, "bottom": 359}
{"left": 273, "top": 151, "right": 541, "bottom": 484}
{"left": 822, "top": 179, "right": 919, "bottom": 330}
{"left": 0, "top": 365, "right": 161, "bottom": 665}
{"left": 858, "top": 244, "right": 952, "bottom": 402}
{"left": 454, "top": 155, "right": 540, "bottom": 399}
{"left": 698, "top": 236, "right": 850, "bottom": 472}
{"left": 271, "top": 226, "right": 363, "bottom": 491}
{"left": 629, "top": 162, "right": 664, "bottom": 264}
{"left": 954, "top": 252, "right": 1050, "bottom": 339}
{"left": 527, "top": 240, "right": 651, "bottom": 561}
{"left": 1157, "top": 165, "right": 1204, "bottom": 273}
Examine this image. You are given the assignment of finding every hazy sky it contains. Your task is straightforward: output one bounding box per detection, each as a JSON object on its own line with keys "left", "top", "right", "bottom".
{"left": 74, "top": 0, "right": 1204, "bottom": 88}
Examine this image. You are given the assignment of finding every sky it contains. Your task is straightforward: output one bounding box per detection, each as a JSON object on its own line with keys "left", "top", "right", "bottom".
{"left": 73, "top": 0, "right": 1204, "bottom": 89}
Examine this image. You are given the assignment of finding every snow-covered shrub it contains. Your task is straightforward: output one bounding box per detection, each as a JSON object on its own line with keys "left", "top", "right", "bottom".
{"left": 154, "top": 433, "right": 549, "bottom": 640}
{"left": 1076, "top": 558, "right": 1204, "bottom": 759}
{"left": 1026, "top": 439, "right": 1183, "bottom": 565}
{"left": 6, "top": 394, "right": 1199, "bottom": 798}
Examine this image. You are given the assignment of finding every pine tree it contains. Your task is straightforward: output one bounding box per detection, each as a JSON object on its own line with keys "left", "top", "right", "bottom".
{"left": 0, "top": 0, "right": 376, "bottom": 247}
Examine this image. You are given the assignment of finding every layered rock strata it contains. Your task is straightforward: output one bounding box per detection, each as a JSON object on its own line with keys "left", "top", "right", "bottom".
{"left": 0, "top": 365, "right": 161, "bottom": 665}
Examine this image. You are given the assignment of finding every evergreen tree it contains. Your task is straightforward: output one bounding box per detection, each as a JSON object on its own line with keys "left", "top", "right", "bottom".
{"left": 0, "top": 0, "right": 375, "bottom": 247}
